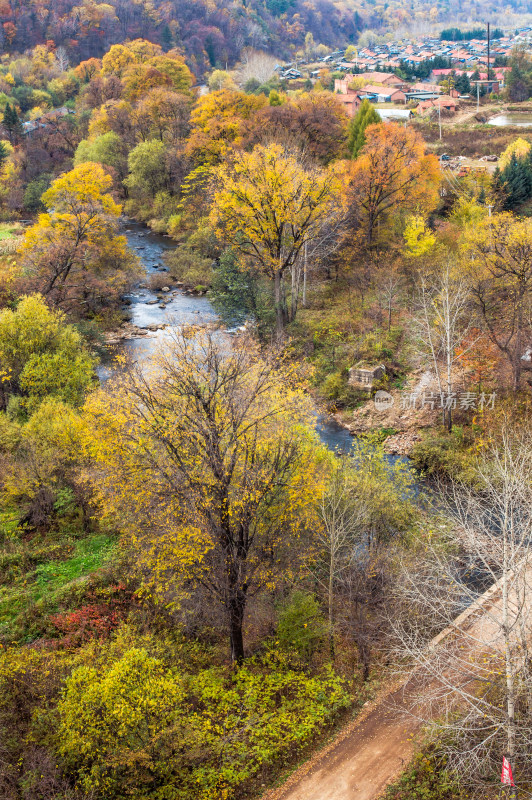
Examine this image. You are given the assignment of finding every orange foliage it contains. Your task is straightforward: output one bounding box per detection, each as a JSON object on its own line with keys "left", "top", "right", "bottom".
{"left": 347, "top": 122, "right": 441, "bottom": 246}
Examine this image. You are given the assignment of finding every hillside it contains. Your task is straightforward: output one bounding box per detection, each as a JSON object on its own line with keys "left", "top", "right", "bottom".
{"left": 2, "top": 0, "right": 532, "bottom": 78}
{"left": 2, "top": 13, "right": 532, "bottom": 800}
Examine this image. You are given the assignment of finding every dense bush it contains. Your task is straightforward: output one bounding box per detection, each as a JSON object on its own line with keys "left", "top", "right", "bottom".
{"left": 165, "top": 245, "right": 213, "bottom": 287}
{"left": 385, "top": 748, "right": 465, "bottom": 800}
{"left": 410, "top": 428, "right": 478, "bottom": 485}
{"left": 0, "top": 635, "right": 352, "bottom": 800}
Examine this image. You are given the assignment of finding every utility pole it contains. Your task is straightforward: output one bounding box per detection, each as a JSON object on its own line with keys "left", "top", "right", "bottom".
{"left": 487, "top": 21, "right": 491, "bottom": 82}
{"left": 438, "top": 100, "right": 442, "bottom": 140}
{"left": 477, "top": 80, "right": 480, "bottom": 111}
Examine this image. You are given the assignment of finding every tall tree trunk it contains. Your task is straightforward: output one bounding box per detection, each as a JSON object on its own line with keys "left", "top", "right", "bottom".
{"left": 228, "top": 589, "right": 246, "bottom": 663}
{"left": 357, "top": 640, "right": 370, "bottom": 682}
{"left": 328, "top": 555, "right": 335, "bottom": 662}
{"left": 303, "top": 242, "right": 308, "bottom": 307}
{"left": 502, "top": 502, "right": 517, "bottom": 786}
{"left": 274, "top": 269, "right": 284, "bottom": 340}
{"left": 513, "top": 293, "right": 523, "bottom": 392}
{"left": 367, "top": 215, "right": 374, "bottom": 246}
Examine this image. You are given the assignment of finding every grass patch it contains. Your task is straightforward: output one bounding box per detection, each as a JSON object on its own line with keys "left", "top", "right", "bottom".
{"left": 0, "top": 529, "right": 118, "bottom": 643}
{"left": 0, "top": 222, "right": 23, "bottom": 240}
{"left": 34, "top": 535, "right": 116, "bottom": 595}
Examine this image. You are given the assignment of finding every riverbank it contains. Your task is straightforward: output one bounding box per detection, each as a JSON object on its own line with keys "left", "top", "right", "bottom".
{"left": 328, "top": 371, "right": 439, "bottom": 457}
{"left": 113, "top": 220, "right": 442, "bottom": 460}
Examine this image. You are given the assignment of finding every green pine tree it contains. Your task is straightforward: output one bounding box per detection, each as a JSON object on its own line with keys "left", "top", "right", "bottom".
{"left": 160, "top": 24, "right": 173, "bottom": 51}
{"left": 347, "top": 99, "right": 381, "bottom": 158}
{"left": 455, "top": 73, "right": 471, "bottom": 94}
{"left": 0, "top": 140, "right": 8, "bottom": 170}
{"left": 499, "top": 152, "right": 532, "bottom": 209}
{"left": 3, "top": 104, "right": 21, "bottom": 143}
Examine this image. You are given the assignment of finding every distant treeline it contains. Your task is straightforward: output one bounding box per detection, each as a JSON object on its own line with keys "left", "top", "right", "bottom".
{"left": 440, "top": 27, "right": 504, "bottom": 41}
{"left": 397, "top": 56, "right": 452, "bottom": 80}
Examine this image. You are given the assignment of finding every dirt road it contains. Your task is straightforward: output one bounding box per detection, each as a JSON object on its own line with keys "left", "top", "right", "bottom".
{"left": 261, "top": 682, "right": 421, "bottom": 800}
{"left": 262, "top": 571, "right": 516, "bottom": 800}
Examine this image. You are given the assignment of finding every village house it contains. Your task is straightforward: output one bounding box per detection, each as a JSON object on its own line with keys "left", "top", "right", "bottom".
{"left": 415, "top": 95, "right": 459, "bottom": 115}
{"left": 356, "top": 71, "right": 405, "bottom": 87}
{"left": 359, "top": 85, "right": 407, "bottom": 104}
{"left": 22, "top": 106, "right": 75, "bottom": 137}
{"left": 334, "top": 77, "right": 357, "bottom": 94}
{"left": 334, "top": 92, "right": 362, "bottom": 117}
{"left": 472, "top": 79, "right": 501, "bottom": 94}
{"left": 410, "top": 82, "right": 442, "bottom": 94}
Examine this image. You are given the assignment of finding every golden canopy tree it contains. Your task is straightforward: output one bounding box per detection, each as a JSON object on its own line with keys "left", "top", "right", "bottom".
{"left": 133, "top": 87, "right": 192, "bottom": 144}
{"left": 100, "top": 40, "right": 164, "bottom": 79}
{"left": 348, "top": 122, "right": 441, "bottom": 246}
{"left": 186, "top": 90, "right": 267, "bottom": 166}
{"left": 101, "top": 43, "right": 138, "bottom": 77}
{"left": 211, "top": 143, "right": 342, "bottom": 337}
{"left": 462, "top": 212, "right": 532, "bottom": 391}
{"left": 122, "top": 56, "right": 194, "bottom": 102}
{"left": 84, "top": 331, "right": 326, "bottom": 662}
{"left": 19, "top": 162, "right": 136, "bottom": 314}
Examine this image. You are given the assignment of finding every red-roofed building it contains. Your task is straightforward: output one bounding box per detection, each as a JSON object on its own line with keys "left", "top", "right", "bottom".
{"left": 416, "top": 95, "right": 459, "bottom": 115}
{"left": 334, "top": 93, "right": 362, "bottom": 117}
{"left": 356, "top": 71, "right": 404, "bottom": 86}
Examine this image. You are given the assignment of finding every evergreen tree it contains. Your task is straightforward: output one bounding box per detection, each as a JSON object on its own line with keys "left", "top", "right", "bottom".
{"left": 0, "top": 140, "right": 8, "bottom": 170}
{"left": 3, "top": 103, "right": 21, "bottom": 143}
{"left": 497, "top": 152, "right": 532, "bottom": 210}
{"left": 507, "top": 62, "right": 530, "bottom": 102}
{"left": 455, "top": 73, "right": 471, "bottom": 95}
{"left": 347, "top": 99, "right": 381, "bottom": 158}
{"left": 160, "top": 24, "right": 173, "bottom": 51}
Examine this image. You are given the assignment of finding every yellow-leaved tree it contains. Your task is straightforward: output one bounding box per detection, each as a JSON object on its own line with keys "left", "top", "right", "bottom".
{"left": 403, "top": 214, "right": 437, "bottom": 258}
{"left": 19, "top": 163, "right": 137, "bottom": 314}
{"left": 186, "top": 90, "right": 267, "bottom": 166}
{"left": 462, "top": 212, "right": 532, "bottom": 391}
{"left": 83, "top": 331, "right": 327, "bottom": 661}
{"left": 211, "top": 143, "right": 342, "bottom": 337}
{"left": 499, "top": 137, "right": 532, "bottom": 170}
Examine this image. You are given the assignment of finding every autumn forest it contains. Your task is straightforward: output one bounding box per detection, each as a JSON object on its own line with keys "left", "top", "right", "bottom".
{"left": 3, "top": 6, "right": 532, "bottom": 800}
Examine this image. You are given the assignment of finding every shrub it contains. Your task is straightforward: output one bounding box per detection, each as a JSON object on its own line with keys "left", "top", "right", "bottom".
{"left": 410, "top": 428, "right": 478, "bottom": 485}
{"left": 318, "top": 370, "right": 365, "bottom": 410}
{"left": 57, "top": 645, "right": 351, "bottom": 800}
{"left": 209, "top": 250, "right": 260, "bottom": 326}
{"left": 23, "top": 174, "right": 52, "bottom": 212}
{"left": 277, "top": 591, "right": 326, "bottom": 664}
{"left": 384, "top": 747, "right": 465, "bottom": 800}
{"left": 165, "top": 246, "right": 213, "bottom": 286}
{"left": 58, "top": 648, "right": 189, "bottom": 796}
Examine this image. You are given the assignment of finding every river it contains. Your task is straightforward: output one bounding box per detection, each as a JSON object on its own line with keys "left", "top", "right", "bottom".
{"left": 109, "top": 221, "right": 406, "bottom": 460}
